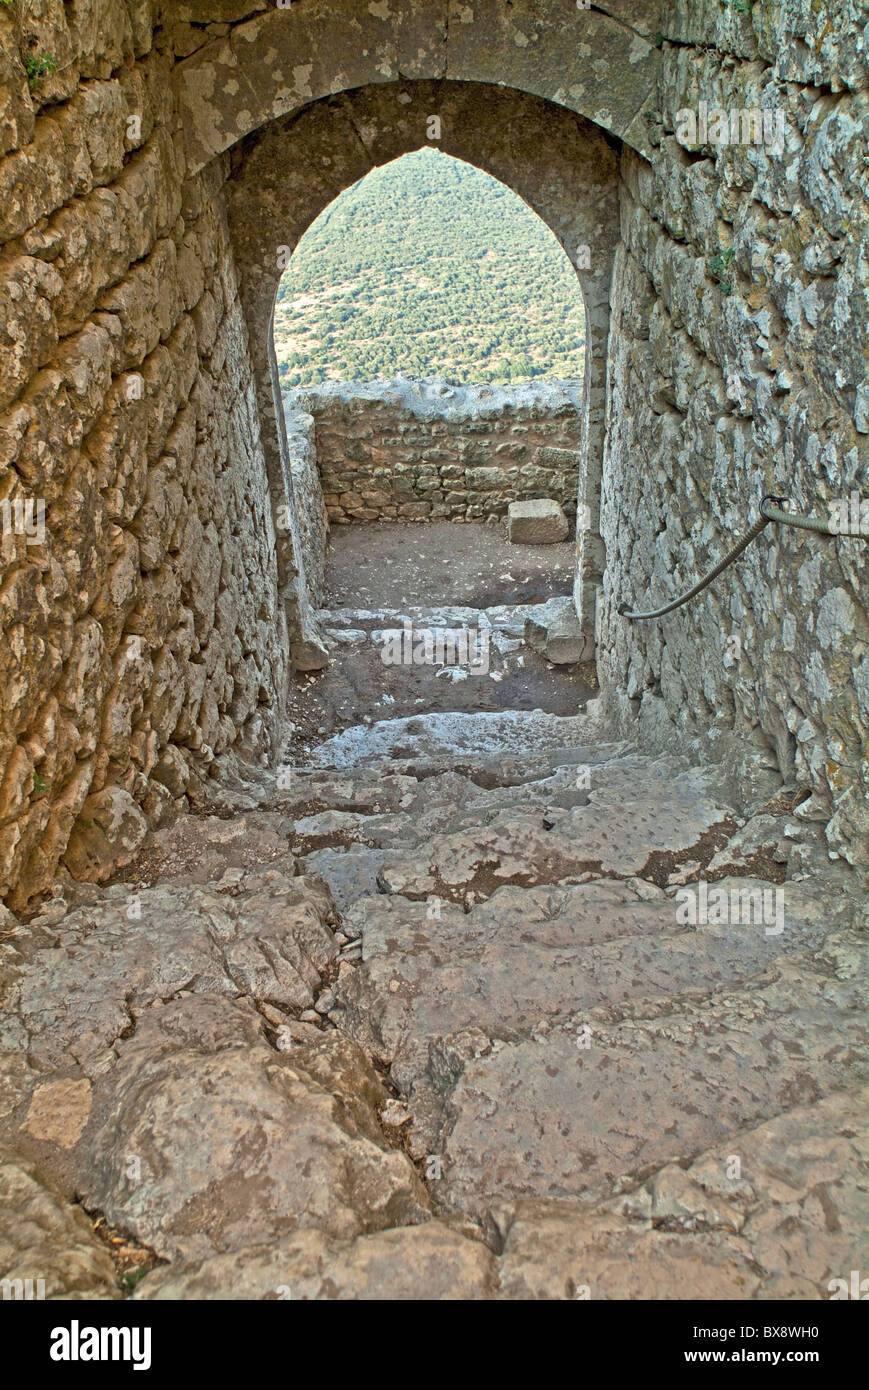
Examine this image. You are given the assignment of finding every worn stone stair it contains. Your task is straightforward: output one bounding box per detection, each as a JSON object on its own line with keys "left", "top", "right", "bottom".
{"left": 0, "top": 708, "right": 865, "bottom": 1300}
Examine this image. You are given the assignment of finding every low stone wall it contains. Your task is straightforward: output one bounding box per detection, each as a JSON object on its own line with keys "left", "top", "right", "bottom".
{"left": 285, "top": 379, "right": 583, "bottom": 526}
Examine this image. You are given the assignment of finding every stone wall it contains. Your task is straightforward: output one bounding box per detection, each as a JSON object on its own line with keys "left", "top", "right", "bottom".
{"left": 287, "top": 379, "right": 582, "bottom": 527}
{"left": 596, "top": 2, "right": 869, "bottom": 866}
{"left": 0, "top": 8, "right": 284, "bottom": 908}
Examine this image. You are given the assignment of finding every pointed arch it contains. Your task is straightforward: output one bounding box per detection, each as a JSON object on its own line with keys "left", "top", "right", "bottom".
{"left": 224, "top": 80, "right": 620, "bottom": 664}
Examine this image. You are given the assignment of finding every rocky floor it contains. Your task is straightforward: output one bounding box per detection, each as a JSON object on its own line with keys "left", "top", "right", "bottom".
{"left": 287, "top": 601, "right": 596, "bottom": 756}
{"left": 0, "top": 601, "right": 866, "bottom": 1300}
{"left": 287, "top": 520, "right": 595, "bottom": 756}
{"left": 322, "top": 519, "right": 577, "bottom": 610}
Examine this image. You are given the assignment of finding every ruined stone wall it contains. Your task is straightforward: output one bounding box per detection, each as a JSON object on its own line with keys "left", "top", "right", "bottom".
{"left": 597, "top": 2, "right": 869, "bottom": 865}
{"left": 288, "top": 379, "right": 582, "bottom": 527}
{"left": 0, "top": 7, "right": 283, "bottom": 908}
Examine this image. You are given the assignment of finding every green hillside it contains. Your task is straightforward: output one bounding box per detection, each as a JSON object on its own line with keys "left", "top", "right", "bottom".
{"left": 274, "top": 148, "right": 586, "bottom": 387}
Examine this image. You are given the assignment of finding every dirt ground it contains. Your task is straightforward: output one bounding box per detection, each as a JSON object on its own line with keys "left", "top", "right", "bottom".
{"left": 287, "top": 521, "right": 598, "bottom": 759}
{"left": 324, "top": 519, "right": 577, "bottom": 608}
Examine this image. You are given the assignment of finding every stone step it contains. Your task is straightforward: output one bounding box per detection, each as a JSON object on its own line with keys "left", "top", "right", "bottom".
{"left": 278, "top": 749, "right": 631, "bottom": 840}
{"left": 267, "top": 739, "right": 742, "bottom": 909}
{"left": 298, "top": 752, "right": 737, "bottom": 894}
{"left": 434, "top": 948, "right": 866, "bottom": 1218}
{"left": 2, "top": 699, "right": 859, "bottom": 1303}
{"left": 329, "top": 877, "right": 865, "bottom": 1212}
{"left": 127, "top": 1084, "right": 868, "bottom": 1300}
{"left": 303, "top": 708, "right": 614, "bottom": 769}
{"left": 320, "top": 602, "right": 551, "bottom": 637}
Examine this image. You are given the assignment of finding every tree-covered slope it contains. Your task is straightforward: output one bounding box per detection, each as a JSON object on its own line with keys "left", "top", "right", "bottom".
{"left": 274, "top": 148, "right": 586, "bottom": 387}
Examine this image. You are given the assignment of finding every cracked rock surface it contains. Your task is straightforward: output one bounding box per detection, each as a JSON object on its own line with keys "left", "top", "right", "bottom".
{"left": 0, "top": 710, "right": 865, "bottom": 1299}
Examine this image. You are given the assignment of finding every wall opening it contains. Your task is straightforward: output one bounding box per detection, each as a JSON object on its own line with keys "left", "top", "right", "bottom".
{"left": 272, "top": 147, "right": 589, "bottom": 625}
{"left": 225, "top": 80, "right": 620, "bottom": 681}
{"left": 274, "top": 147, "right": 586, "bottom": 390}
{"left": 267, "top": 145, "right": 597, "bottom": 756}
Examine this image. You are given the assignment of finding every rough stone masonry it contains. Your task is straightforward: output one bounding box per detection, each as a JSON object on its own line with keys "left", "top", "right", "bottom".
{"left": 285, "top": 377, "right": 582, "bottom": 526}
{"left": 0, "top": 0, "right": 866, "bottom": 901}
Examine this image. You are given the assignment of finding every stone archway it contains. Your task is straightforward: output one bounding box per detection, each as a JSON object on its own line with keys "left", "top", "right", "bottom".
{"left": 222, "top": 80, "right": 620, "bottom": 665}
{"left": 171, "top": 0, "right": 661, "bottom": 174}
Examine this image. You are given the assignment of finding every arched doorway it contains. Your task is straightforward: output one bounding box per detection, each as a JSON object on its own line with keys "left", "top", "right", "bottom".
{"left": 223, "top": 80, "right": 620, "bottom": 668}
{"left": 271, "top": 144, "right": 587, "bottom": 598}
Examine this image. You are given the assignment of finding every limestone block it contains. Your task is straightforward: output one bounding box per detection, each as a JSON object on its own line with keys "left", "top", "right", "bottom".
{"left": 135, "top": 1221, "right": 496, "bottom": 1301}
{"left": 0, "top": 256, "right": 63, "bottom": 411}
{"left": 465, "top": 466, "right": 503, "bottom": 491}
{"left": 76, "top": 996, "right": 429, "bottom": 1260}
{"left": 0, "top": 22, "right": 34, "bottom": 159}
{"left": 0, "top": 119, "right": 75, "bottom": 243}
{"left": 507, "top": 498, "right": 569, "bottom": 544}
{"left": 524, "top": 595, "right": 594, "bottom": 664}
